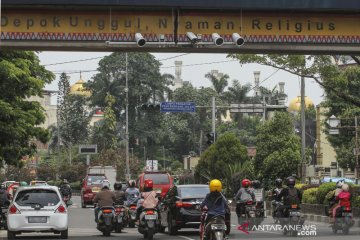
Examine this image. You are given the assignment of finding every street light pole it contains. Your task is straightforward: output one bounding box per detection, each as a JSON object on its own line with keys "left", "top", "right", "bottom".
{"left": 300, "top": 76, "right": 306, "bottom": 182}
{"left": 125, "top": 52, "right": 130, "bottom": 180}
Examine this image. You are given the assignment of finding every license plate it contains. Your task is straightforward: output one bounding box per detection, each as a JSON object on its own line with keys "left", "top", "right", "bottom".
{"left": 290, "top": 211, "right": 300, "bottom": 217}
{"left": 144, "top": 215, "right": 157, "bottom": 220}
{"left": 28, "top": 216, "right": 47, "bottom": 223}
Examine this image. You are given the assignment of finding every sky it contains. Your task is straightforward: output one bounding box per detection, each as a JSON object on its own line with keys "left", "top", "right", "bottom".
{"left": 38, "top": 52, "right": 324, "bottom": 106}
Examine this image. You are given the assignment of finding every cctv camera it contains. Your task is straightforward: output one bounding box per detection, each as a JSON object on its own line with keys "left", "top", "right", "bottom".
{"left": 135, "top": 33, "right": 146, "bottom": 47}
{"left": 232, "top": 33, "right": 245, "bottom": 46}
{"left": 186, "top": 32, "right": 198, "bottom": 44}
{"left": 159, "top": 34, "right": 165, "bottom": 42}
{"left": 212, "top": 33, "right": 224, "bottom": 46}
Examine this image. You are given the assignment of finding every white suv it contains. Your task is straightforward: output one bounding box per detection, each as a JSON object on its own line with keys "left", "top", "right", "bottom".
{"left": 7, "top": 185, "right": 68, "bottom": 239}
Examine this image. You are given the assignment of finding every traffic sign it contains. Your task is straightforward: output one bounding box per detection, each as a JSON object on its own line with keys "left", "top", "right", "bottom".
{"left": 160, "top": 102, "right": 196, "bottom": 113}
{"left": 79, "top": 145, "right": 98, "bottom": 154}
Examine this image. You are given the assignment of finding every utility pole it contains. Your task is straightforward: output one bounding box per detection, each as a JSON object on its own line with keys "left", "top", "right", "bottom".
{"left": 125, "top": 52, "right": 130, "bottom": 180}
{"left": 300, "top": 76, "right": 306, "bottom": 182}
{"left": 162, "top": 146, "right": 165, "bottom": 170}
{"left": 212, "top": 96, "right": 216, "bottom": 143}
{"left": 355, "top": 116, "right": 359, "bottom": 179}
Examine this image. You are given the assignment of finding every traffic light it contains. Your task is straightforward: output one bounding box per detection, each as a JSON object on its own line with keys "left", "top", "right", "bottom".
{"left": 140, "top": 104, "right": 160, "bottom": 111}
{"left": 206, "top": 133, "right": 216, "bottom": 145}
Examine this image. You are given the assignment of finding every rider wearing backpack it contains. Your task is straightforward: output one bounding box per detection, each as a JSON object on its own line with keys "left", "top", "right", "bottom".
{"left": 276, "top": 177, "right": 302, "bottom": 218}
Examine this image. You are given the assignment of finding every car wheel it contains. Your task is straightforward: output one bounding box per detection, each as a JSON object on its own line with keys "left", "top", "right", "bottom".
{"left": 168, "top": 214, "right": 177, "bottom": 235}
{"left": 60, "top": 229, "right": 68, "bottom": 239}
{"left": 7, "top": 230, "right": 16, "bottom": 239}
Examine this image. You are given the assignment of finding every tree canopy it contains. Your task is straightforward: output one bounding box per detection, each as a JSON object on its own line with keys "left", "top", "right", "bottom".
{"left": 0, "top": 51, "right": 54, "bottom": 165}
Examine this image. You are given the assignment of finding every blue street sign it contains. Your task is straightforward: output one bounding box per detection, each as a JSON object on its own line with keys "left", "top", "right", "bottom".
{"left": 160, "top": 102, "right": 196, "bottom": 113}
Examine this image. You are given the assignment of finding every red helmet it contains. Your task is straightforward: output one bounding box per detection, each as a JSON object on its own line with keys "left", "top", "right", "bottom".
{"left": 242, "top": 179, "right": 251, "bottom": 188}
{"left": 144, "top": 179, "right": 153, "bottom": 189}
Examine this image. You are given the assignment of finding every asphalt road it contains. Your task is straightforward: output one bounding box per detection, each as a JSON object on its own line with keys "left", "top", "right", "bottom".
{"left": 0, "top": 196, "right": 359, "bottom": 239}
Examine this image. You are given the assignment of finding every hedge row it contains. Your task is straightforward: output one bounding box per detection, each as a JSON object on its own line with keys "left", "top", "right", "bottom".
{"left": 300, "top": 182, "right": 360, "bottom": 207}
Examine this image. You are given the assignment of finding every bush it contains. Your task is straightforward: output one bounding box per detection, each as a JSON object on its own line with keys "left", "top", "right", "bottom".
{"left": 316, "top": 182, "right": 336, "bottom": 204}
{"left": 302, "top": 188, "right": 318, "bottom": 204}
{"left": 352, "top": 196, "right": 360, "bottom": 208}
{"left": 324, "top": 190, "right": 335, "bottom": 205}
{"left": 295, "top": 183, "right": 305, "bottom": 190}
{"left": 301, "top": 184, "right": 320, "bottom": 191}
{"left": 47, "top": 180, "right": 62, "bottom": 186}
{"left": 70, "top": 181, "right": 81, "bottom": 190}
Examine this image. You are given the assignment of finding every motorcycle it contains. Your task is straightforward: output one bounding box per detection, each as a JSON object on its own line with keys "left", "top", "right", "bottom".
{"left": 62, "top": 195, "right": 71, "bottom": 207}
{"left": 0, "top": 206, "right": 8, "bottom": 230}
{"left": 272, "top": 200, "right": 283, "bottom": 224}
{"left": 237, "top": 200, "right": 256, "bottom": 231}
{"left": 97, "top": 206, "right": 115, "bottom": 236}
{"left": 200, "top": 210, "right": 227, "bottom": 240}
{"left": 138, "top": 208, "right": 159, "bottom": 240}
{"left": 282, "top": 204, "right": 303, "bottom": 237}
{"left": 127, "top": 203, "right": 138, "bottom": 228}
{"left": 114, "top": 205, "right": 127, "bottom": 233}
{"left": 332, "top": 206, "right": 354, "bottom": 234}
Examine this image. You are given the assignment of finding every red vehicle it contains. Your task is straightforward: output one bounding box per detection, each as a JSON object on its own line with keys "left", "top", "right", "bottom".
{"left": 137, "top": 171, "right": 172, "bottom": 199}
{"left": 81, "top": 174, "right": 106, "bottom": 208}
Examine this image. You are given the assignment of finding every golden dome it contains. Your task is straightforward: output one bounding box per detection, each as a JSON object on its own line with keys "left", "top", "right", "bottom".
{"left": 69, "top": 75, "right": 91, "bottom": 97}
{"left": 288, "top": 96, "right": 314, "bottom": 112}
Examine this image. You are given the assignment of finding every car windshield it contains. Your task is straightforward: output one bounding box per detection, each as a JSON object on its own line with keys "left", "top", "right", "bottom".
{"left": 87, "top": 175, "right": 106, "bottom": 185}
{"left": 144, "top": 173, "right": 170, "bottom": 185}
{"left": 15, "top": 189, "right": 60, "bottom": 207}
{"left": 178, "top": 186, "right": 209, "bottom": 199}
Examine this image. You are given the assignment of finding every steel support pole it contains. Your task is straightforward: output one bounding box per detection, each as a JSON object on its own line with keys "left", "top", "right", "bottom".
{"left": 212, "top": 96, "right": 216, "bottom": 143}
{"left": 125, "top": 52, "right": 130, "bottom": 180}
{"left": 301, "top": 76, "right": 306, "bottom": 182}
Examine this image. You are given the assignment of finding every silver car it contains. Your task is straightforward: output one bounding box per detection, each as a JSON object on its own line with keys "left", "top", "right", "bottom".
{"left": 7, "top": 185, "right": 68, "bottom": 239}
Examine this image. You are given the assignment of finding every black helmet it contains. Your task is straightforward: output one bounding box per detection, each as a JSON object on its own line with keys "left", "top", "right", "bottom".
{"left": 114, "top": 182, "right": 122, "bottom": 191}
{"left": 252, "top": 180, "right": 261, "bottom": 189}
{"left": 286, "top": 177, "right": 296, "bottom": 187}
{"left": 128, "top": 180, "right": 136, "bottom": 188}
{"left": 275, "top": 178, "right": 283, "bottom": 188}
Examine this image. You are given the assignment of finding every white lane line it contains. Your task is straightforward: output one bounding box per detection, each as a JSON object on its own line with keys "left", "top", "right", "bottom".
{"left": 178, "top": 235, "right": 196, "bottom": 240}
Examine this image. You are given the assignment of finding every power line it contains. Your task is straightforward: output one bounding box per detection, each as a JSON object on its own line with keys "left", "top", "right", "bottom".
{"left": 158, "top": 53, "right": 190, "bottom": 61}
{"left": 44, "top": 56, "right": 104, "bottom": 66}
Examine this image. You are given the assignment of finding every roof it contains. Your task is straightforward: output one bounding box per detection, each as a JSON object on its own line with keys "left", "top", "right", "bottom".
{"left": 288, "top": 96, "right": 314, "bottom": 112}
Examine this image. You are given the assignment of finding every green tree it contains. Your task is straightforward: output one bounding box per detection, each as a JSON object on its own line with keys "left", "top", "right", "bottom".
{"left": 255, "top": 112, "right": 301, "bottom": 186}
{"left": 194, "top": 132, "right": 248, "bottom": 184}
{"left": 0, "top": 51, "right": 54, "bottom": 165}
{"left": 205, "top": 71, "right": 229, "bottom": 95}
{"left": 323, "top": 66, "right": 360, "bottom": 169}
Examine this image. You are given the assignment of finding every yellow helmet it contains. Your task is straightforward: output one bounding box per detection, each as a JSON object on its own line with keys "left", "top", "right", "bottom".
{"left": 209, "top": 179, "right": 222, "bottom": 192}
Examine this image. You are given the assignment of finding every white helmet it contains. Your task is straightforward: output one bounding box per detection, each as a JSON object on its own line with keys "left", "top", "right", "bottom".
{"left": 336, "top": 180, "right": 345, "bottom": 188}
{"left": 102, "top": 180, "right": 110, "bottom": 189}
{"left": 341, "top": 183, "right": 349, "bottom": 191}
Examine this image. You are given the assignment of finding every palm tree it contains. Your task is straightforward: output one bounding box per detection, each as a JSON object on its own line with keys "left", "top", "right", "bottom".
{"left": 224, "top": 80, "right": 251, "bottom": 104}
{"left": 205, "top": 71, "right": 229, "bottom": 95}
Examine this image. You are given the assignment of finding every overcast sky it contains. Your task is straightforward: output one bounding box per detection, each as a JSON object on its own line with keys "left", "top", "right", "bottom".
{"left": 38, "top": 52, "right": 324, "bottom": 106}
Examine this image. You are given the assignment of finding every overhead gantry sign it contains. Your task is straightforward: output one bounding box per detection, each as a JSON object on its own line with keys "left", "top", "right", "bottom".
{"left": 1, "top": 0, "right": 360, "bottom": 53}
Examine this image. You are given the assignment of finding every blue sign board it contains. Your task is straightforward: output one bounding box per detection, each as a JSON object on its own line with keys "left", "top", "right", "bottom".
{"left": 160, "top": 102, "right": 196, "bottom": 113}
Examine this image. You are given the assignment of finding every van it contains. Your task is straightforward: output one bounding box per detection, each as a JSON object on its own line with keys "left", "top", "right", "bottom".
{"left": 137, "top": 171, "right": 172, "bottom": 199}
{"left": 81, "top": 173, "right": 106, "bottom": 208}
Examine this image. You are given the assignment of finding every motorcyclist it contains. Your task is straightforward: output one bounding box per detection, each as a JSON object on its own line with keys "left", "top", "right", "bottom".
{"left": 0, "top": 184, "right": 10, "bottom": 208}
{"left": 332, "top": 183, "right": 351, "bottom": 222}
{"left": 136, "top": 179, "right": 159, "bottom": 220}
{"left": 276, "top": 176, "right": 302, "bottom": 220}
{"left": 234, "top": 179, "right": 256, "bottom": 217}
{"left": 94, "top": 181, "right": 116, "bottom": 223}
{"left": 328, "top": 180, "right": 344, "bottom": 222}
{"left": 59, "top": 179, "right": 72, "bottom": 198}
{"left": 113, "top": 182, "right": 126, "bottom": 205}
{"left": 200, "top": 179, "right": 229, "bottom": 240}
{"left": 271, "top": 178, "right": 283, "bottom": 218}
{"left": 125, "top": 180, "right": 140, "bottom": 206}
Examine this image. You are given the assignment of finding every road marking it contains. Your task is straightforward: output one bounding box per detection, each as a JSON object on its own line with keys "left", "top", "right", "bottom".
{"left": 178, "top": 236, "right": 196, "bottom": 240}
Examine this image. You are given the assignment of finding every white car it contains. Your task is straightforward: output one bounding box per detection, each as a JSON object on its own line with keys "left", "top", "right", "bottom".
{"left": 7, "top": 185, "right": 68, "bottom": 239}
